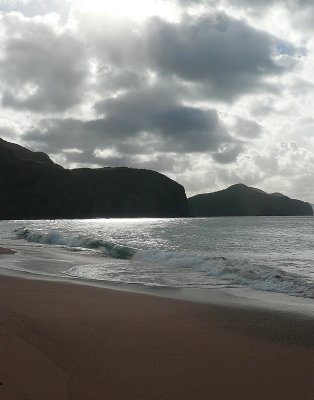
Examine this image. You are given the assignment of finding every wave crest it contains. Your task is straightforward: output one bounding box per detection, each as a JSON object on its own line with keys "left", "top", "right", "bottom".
{"left": 14, "top": 228, "right": 136, "bottom": 259}
{"left": 14, "top": 227, "right": 314, "bottom": 298}
{"left": 134, "top": 249, "right": 314, "bottom": 298}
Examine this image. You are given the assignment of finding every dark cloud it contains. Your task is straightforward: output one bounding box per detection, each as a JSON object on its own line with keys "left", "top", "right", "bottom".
{"left": 0, "top": 8, "right": 299, "bottom": 116}
{"left": 153, "top": 107, "right": 225, "bottom": 152}
{"left": 96, "top": 82, "right": 232, "bottom": 153}
{"left": 23, "top": 118, "right": 99, "bottom": 154}
{"left": 0, "top": 13, "right": 88, "bottom": 112}
{"left": 24, "top": 106, "right": 230, "bottom": 158}
{"left": 176, "top": 0, "right": 314, "bottom": 36}
{"left": 142, "top": 13, "right": 297, "bottom": 99}
{"left": 95, "top": 82, "right": 178, "bottom": 117}
{"left": 212, "top": 142, "right": 243, "bottom": 163}
{"left": 83, "top": 11, "right": 298, "bottom": 101}
{"left": 97, "top": 99, "right": 225, "bottom": 153}
{"left": 23, "top": 81, "right": 240, "bottom": 166}
{"left": 24, "top": 121, "right": 193, "bottom": 173}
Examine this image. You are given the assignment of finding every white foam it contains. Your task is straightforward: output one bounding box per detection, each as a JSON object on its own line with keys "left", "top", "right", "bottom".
{"left": 14, "top": 228, "right": 136, "bottom": 259}
{"left": 11, "top": 226, "right": 314, "bottom": 298}
{"left": 135, "top": 248, "right": 314, "bottom": 298}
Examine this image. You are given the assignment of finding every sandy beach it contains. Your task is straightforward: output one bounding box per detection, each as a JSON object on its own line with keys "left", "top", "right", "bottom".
{"left": 0, "top": 263, "right": 313, "bottom": 400}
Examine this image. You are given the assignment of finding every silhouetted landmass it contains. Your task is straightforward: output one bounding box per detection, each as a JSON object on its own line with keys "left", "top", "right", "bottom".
{"left": 188, "top": 184, "right": 313, "bottom": 216}
{"left": 0, "top": 138, "right": 188, "bottom": 219}
{"left": 0, "top": 138, "right": 54, "bottom": 165}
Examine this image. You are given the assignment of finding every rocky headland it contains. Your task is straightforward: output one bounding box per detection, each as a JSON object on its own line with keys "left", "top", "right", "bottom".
{"left": 188, "top": 183, "right": 313, "bottom": 217}
{"left": 0, "top": 138, "right": 189, "bottom": 219}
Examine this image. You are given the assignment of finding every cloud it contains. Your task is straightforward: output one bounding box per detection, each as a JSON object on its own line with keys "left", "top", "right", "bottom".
{"left": 76, "top": 10, "right": 298, "bottom": 101}
{"left": 219, "top": 0, "right": 314, "bottom": 33}
{"left": 0, "top": 125, "right": 19, "bottom": 141}
{"left": 213, "top": 141, "right": 314, "bottom": 196}
{"left": 0, "top": 0, "right": 70, "bottom": 17}
{"left": 95, "top": 82, "right": 232, "bottom": 152}
{"left": 0, "top": 13, "right": 88, "bottom": 112}
{"left": 24, "top": 110, "right": 233, "bottom": 161}
{"left": 212, "top": 142, "right": 243, "bottom": 163}
{"left": 144, "top": 12, "right": 287, "bottom": 98}
{"left": 234, "top": 118, "right": 262, "bottom": 139}
{"left": 94, "top": 66, "right": 143, "bottom": 94}
{"left": 23, "top": 79, "right": 242, "bottom": 168}
{"left": 0, "top": 0, "right": 313, "bottom": 202}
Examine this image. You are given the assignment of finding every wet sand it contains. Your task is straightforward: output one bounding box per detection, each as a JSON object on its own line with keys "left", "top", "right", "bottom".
{"left": 0, "top": 273, "right": 313, "bottom": 400}
{"left": 0, "top": 246, "right": 16, "bottom": 254}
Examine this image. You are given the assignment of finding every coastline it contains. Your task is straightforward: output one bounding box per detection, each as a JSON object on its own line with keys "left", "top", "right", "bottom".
{"left": 1, "top": 242, "right": 314, "bottom": 318}
{"left": 0, "top": 247, "right": 314, "bottom": 399}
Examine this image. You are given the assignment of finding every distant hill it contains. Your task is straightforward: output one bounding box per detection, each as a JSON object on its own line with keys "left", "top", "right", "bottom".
{"left": 0, "top": 138, "right": 188, "bottom": 219}
{"left": 188, "top": 184, "right": 313, "bottom": 217}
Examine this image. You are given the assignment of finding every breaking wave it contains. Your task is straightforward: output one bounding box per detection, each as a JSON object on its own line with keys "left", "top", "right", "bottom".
{"left": 14, "top": 227, "right": 136, "bottom": 259}
{"left": 14, "top": 227, "right": 314, "bottom": 298}
{"left": 134, "top": 249, "right": 314, "bottom": 298}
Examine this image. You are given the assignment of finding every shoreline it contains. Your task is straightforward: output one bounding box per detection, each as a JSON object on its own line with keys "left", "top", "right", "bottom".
{"left": 0, "top": 274, "right": 313, "bottom": 399}
{"left": 0, "top": 243, "right": 313, "bottom": 319}
{"left": 0, "top": 247, "right": 314, "bottom": 398}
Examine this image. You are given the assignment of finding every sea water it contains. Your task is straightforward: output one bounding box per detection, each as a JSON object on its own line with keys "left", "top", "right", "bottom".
{"left": 0, "top": 217, "right": 313, "bottom": 301}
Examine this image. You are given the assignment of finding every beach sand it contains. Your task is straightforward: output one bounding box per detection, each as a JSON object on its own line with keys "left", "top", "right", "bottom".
{"left": 0, "top": 271, "right": 313, "bottom": 400}
{"left": 0, "top": 246, "right": 16, "bottom": 254}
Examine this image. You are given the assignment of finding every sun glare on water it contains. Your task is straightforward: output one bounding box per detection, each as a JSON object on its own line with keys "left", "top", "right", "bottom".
{"left": 75, "top": 0, "right": 178, "bottom": 21}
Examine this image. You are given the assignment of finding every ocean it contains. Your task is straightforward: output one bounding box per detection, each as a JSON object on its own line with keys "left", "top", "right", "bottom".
{"left": 0, "top": 217, "right": 313, "bottom": 303}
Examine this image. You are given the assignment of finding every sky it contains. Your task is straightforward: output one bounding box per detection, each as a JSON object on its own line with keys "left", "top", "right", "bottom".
{"left": 1, "top": 0, "right": 314, "bottom": 201}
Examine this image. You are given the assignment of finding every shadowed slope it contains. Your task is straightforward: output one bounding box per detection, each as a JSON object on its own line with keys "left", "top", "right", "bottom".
{"left": 0, "top": 139, "right": 188, "bottom": 219}
{"left": 188, "top": 183, "right": 313, "bottom": 216}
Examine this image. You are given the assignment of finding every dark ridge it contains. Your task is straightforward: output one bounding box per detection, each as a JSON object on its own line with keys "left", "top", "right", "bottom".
{"left": 188, "top": 183, "right": 313, "bottom": 217}
{"left": 0, "top": 139, "right": 188, "bottom": 219}
{"left": 0, "top": 138, "right": 54, "bottom": 165}
{"left": 271, "top": 192, "right": 284, "bottom": 197}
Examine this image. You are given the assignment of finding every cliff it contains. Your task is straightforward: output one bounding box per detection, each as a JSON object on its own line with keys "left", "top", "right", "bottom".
{"left": 188, "top": 183, "right": 313, "bottom": 217}
{"left": 0, "top": 139, "right": 189, "bottom": 219}
{"left": 0, "top": 137, "right": 54, "bottom": 165}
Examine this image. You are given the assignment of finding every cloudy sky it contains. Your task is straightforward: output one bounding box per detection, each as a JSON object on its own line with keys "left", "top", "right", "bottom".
{"left": 1, "top": 0, "right": 314, "bottom": 201}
